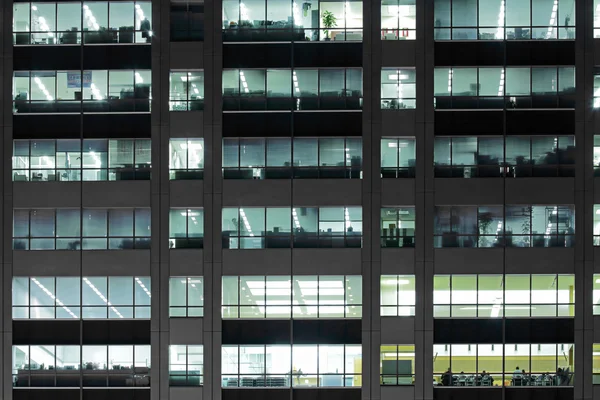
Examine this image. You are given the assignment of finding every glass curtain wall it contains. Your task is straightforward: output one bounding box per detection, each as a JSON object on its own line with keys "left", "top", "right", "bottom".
{"left": 13, "top": 69, "right": 152, "bottom": 113}
{"left": 13, "top": 345, "right": 151, "bottom": 387}
{"left": 433, "top": 344, "right": 574, "bottom": 386}
{"left": 433, "top": 136, "right": 575, "bottom": 178}
{"left": 434, "top": 0, "right": 576, "bottom": 40}
{"left": 12, "top": 139, "right": 152, "bottom": 182}
{"left": 222, "top": 275, "right": 362, "bottom": 319}
{"left": 13, "top": 208, "right": 151, "bottom": 250}
{"left": 222, "top": 68, "right": 363, "bottom": 111}
{"left": 13, "top": 1, "right": 153, "bottom": 45}
{"left": 222, "top": 345, "right": 362, "bottom": 387}
{"left": 222, "top": 0, "right": 364, "bottom": 42}
{"left": 222, "top": 207, "right": 362, "bottom": 249}
{"left": 434, "top": 274, "right": 575, "bottom": 318}
{"left": 434, "top": 67, "right": 576, "bottom": 109}
{"left": 223, "top": 137, "right": 362, "bottom": 179}
{"left": 12, "top": 276, "right": 152, "bottom": 319}
{"left": 434, "top": 205, "right": 575, "bottom": 248}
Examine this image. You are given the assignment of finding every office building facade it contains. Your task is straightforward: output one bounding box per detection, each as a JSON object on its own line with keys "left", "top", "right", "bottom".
{"left": 0, "top": 0, "right": 598, "bottom": 400}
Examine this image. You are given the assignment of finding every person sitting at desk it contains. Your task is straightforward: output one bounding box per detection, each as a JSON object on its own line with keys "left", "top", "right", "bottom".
{"left": 480, "top": 370, "right": 493, "bottom": 385}
{"left": 513, "top": 366, "right": 522, "bottom": 378}
{"left": 441, "top": 368, "right": 452, "bottom": 386}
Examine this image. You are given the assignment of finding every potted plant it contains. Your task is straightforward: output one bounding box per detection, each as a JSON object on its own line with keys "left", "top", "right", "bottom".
{"left": 321, "top": 10, "right": 337, "bottom": 41}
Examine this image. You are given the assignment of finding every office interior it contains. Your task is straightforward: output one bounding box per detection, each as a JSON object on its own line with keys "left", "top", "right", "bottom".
{"left": 433, "top": 344, "right": 575, "bottom": 386}
{"left": 13, "top": 1, "right": 153, "bottom": 45}
{"left": 433, "top": 0, "right": 576, "bottom": 40}
{"left": 221, "top": 345, "right": 362, "bottom": 387}
{"left": 221, "top": 275, "right": 362, "bottom": 319}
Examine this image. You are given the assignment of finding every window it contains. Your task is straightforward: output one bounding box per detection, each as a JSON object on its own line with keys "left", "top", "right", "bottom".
{"left": 222, "top": 68, "right": 363, "bottom": 111}
{"left": 434, "top": 274, "right": 575, "bottom": 318}
{"left": 434, "top": 206, "right": 503, "bottom": 248}
{"left": 380, "top": 345, "right": 415, "bottom": 385}
{"left": 381, "top": 138, "right": 416, "bottom": 178}
{"left": 12, "top": 276, "right": 151, "bottom": 319}
{"left": 13, "top": 208, "right": 151, "bottom": 250}
{"left": 434, "top": 205, "right": 575, "bottom": 248}
{"left": 381, "top": 207, "right": 415, "bottom": 247}
{"left": 169, "top": 209, "right": 204, "bottom": 249}
{"left": 434, "top": 344, "right": 574, "bottom": 386}
{"left": 223, "top": 137, "right": 362, "bottom": 179}
{"left": 13, "top": 69, "right": 151, "bottom": 114}
{"left": 381, "top": 68, "right": 416, "bottom": 109}
{"left": 170, "top": 0, "right": 204, "bottom": 41}
{"left": 12, "top": 139, "right": 151, "bottom": 182}
{"left": 221, "top": 344, "right": 362, "bottom": 387}
{"left": 169, "top": 139, "right": 204, "bottom": 179}
{"left": 505, "top": 136, "right": 575, "bottom": 177}
{"left": 13, "top": 345, "right": 151, "bottom": 387}
{"left": 222, "top": 0, "right": 363, "bottom": 42}
{"left": 380, "top": 275, "right": 415, "bottom": 316}
{"left": 434, "top": 0, "right": 575, "bottom": 40}
{"left": 591, "top": 274, "right": 600, "bottom": 314}
{"left": 505, "top": 205, "right": 575, "bottom": 248}
{"left": 594, "top": 136, "right": 600, "bottom": 175}
{"left": 222, "top": 275, "right": 362, "bottom": 319}
{"left": 381, "top": 0, "right": 416, "bottom": 40}
{"left": 222, "top": 207, "right": 362, "bottom": 249}
{"left": 169, "top": 71, "right": 204, "bottom": 110}
{"left": 13, "top": 1, "right": 153, "bottom": 45}
{"left": 169, "top": 345, "right": 203, "bottom": 386}
{"left": 594, "top": 70, "right": 600, "bottom": 108}
{"left": 434, "top": 67, "right": 575, "bottom": 110}
{"left": 169, "top": 277, "right": 204, "bottom": 317}
{"left": 434, "top": 136, "right": 575, "bottom": 178}
{"left": 594, "top": 344, "right": 600, "bottom": 384}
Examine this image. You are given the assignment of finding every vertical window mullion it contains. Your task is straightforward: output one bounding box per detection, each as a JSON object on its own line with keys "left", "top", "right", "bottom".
{"left": 449, "top": 275, "right": 452, "bottom": 317}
